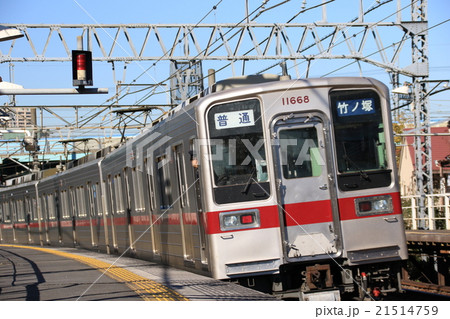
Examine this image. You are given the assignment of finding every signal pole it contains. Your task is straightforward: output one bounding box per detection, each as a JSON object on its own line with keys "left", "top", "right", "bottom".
{"left": 409, "top": 0, "right": 432, "bottom": 229}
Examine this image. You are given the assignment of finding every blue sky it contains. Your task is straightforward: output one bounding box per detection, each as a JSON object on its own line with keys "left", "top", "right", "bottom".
{"left": 1, "top": 0, "right": 449, "bottom": 128}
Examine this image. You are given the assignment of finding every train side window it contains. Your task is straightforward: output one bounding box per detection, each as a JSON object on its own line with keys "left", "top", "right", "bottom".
{"left": 77, "top": 186, "right": 87, "bottom": 217}
{"left": 5, "top": 201, "right": 11, "bottom": 223}
{"left": 48, "top": 193, "right": 56, "bottom": 220}
{"left": 144, "top": 158, "right": 156, "bottom": 211}
{"left": 41, "top": 195, "right": 47, "bottom": 221}
{"left": 114, "top": 174, "right": 125, "bottom": 214}
{"left": 95, "top": 183, "right": 103, "bottom": 216}
{"left": 29, "top": 196, "right": 37, "bottom": 221}
{"left": 24, "top": 197, "right": 30, "bottom": 222}
{"left": 156, "top": 155, "right": 172, "bottom": 210}
{"left": 174, "top": 144, "right": 188, "bottom": 208}
{"left": 70, "top": 187, "right": 78, "bottom": 218}
{"left": 17, "top": 199, "right": 25, "bottom": 222}
{"left": 11, "top": 200, "right": 17, "bottom": 223}
{"left": 107, "top": 176, "right": 114, "bottom": 216}
{"left": 123, "top": 168, "right": 131, "bottom": 211}
{"left": 3, "top": 201, "right": 11, "bottom": 223}
{"left": 61, "top": 190, "right": 70, "bottom": 219}
{"left": 132, "top": 167, "right": 145, "bottom": 211}
{"left": 88, "top": 182, "right": 100, "bottom": 217}
{"left": 33, "top": 197, "right": 38, "bottom": 221}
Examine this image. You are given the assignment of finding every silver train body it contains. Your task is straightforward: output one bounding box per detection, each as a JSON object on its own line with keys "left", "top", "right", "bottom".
{"left": 0, "top": 76, "right": 408, "bottom": 300}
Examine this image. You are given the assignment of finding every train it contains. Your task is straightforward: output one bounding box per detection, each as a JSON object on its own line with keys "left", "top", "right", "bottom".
{"left": 0, "top": 75, "right": 408, "bottom": 300}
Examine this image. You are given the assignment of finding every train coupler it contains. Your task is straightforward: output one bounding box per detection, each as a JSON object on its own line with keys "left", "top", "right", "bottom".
{"left": 299, "top": 264, "right": 341, "bottom": 301}
{"left": 305, "top": 264, "right": 333, "bottom": 290}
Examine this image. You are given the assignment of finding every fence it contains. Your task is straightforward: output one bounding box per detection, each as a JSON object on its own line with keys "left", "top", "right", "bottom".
{"left": 401, "top": 193, "right": 450, "bottom": 230}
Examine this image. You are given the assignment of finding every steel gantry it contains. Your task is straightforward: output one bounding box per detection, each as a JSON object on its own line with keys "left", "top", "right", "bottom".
{"left": 0, "top": 21, "right": 429, "bottom": 77}
{"left": 0, "top": 1, "right": 439, "bottom": 224}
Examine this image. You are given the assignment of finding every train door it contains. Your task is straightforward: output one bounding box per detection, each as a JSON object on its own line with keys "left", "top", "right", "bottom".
{"left": 174, "top": 144, "right": 195, "bottom": 264}
{"left": 190, "top": 139, "right": 207, "bottom": 265}
{"left": 271, "top": 113, "right": 341, "bottom": 261}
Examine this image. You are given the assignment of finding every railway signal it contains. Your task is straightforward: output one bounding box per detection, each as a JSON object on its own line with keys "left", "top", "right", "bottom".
{"left": 72, "top": 50, "right": 93, "bottom": 87}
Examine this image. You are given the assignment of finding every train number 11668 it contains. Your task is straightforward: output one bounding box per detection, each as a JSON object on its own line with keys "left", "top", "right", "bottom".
{"left": 281, "top": 95, "right": 310, "bottom": 106}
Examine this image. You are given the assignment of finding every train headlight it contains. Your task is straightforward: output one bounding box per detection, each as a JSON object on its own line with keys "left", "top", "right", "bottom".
{"left": 223, "top": 215, "right": 239, "bottom": 228}
{"left": 373, "top": 199, "right": 389, "bottom": 211}
{"left": 355, "top": 195, "right": 393, "bottom": 216}
{"left": 219, "top": 209, "right": 260, "bottom": 231}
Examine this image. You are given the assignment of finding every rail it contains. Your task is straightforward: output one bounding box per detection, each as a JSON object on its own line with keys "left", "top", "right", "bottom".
{"left": 401, "top": 193, "right": 450, "bottom": 230}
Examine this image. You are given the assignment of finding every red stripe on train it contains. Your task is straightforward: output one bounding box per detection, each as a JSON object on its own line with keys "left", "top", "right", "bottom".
{"left": 4, "top": 192, "right": 401, "bottom": 233}
{"left": 283, "top": 200, "right": 333, "bottom": 226}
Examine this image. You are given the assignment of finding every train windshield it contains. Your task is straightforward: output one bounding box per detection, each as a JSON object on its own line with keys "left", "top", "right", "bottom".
{"left": 207, "top": 99, "right": 270, "bottom": 204}
{"left": 330, "top": 90, "right": 391, "bottom": 191}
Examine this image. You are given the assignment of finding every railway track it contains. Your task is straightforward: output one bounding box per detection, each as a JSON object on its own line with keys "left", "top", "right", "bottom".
{"left": 401, "top": 279, "right": 450, "bottom": 298}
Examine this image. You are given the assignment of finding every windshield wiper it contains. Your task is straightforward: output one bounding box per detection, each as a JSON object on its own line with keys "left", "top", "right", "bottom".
{"left": 241, "top": 166, "right": 256, "bottom": 194}
{"left": 342, "top": 154, "right": 370, "bottom": 181}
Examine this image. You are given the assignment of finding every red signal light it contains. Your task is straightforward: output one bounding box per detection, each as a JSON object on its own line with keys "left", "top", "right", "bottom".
{"left": 358, "top": 201, "right": 372, "bottom": 212}
{"left": 76, "top": 53, "right": 87, "bottom": 81}
{"left": 240, "top": 214, "right": 254, "bottom": 224}
{"left": 72, "top": 50, "right": 93, "bottom": 86}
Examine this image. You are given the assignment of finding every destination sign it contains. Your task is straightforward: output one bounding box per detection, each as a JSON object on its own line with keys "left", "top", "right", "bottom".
{"left": 214, "top": 109, "right": 255, "bottom": 130}
{"left": 336, "top": 98, "right": 376, "bottom": 117}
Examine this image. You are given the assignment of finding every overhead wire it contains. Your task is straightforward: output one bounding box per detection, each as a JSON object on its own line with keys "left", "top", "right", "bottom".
{"left": 320, "top": 17, "right": 450, "bottom": 78}
{"left": 255, "top": 0, "right": 398, "bottom": 76}
{"left": 103, "top": 0, "right": 277, "bottom": 132}
{"left": 130, "top": 0, "right": 275, "bottom": 107}
{"left": 66, "top": 1, "right": 226, "bottom": 136}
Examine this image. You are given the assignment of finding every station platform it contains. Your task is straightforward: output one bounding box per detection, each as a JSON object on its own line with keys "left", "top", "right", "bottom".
{"left": 405, "top": 230, "right": 450, "bottom": 246}
{"left": 0, "top": 244, "right": 276, "bottom": 301}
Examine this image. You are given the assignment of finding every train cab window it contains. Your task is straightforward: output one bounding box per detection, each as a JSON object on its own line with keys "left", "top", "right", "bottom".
{"left": 330, "top": 90, "right": 391, "bottom": 191}
{"left": 279, "top": 127, "right": 322, "bottom": 179}
{"left": 207, "top": 99, "right": 270, "bottom": 204}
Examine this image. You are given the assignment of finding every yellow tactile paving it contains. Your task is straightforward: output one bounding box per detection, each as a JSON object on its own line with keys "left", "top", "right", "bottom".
{"left": 0, "top": 244, "right": 188, "bottom": 301}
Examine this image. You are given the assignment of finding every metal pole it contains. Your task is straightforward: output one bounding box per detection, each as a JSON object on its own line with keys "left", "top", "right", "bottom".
{"left": 0, "top": 88, "right": 108, "bottom": 95}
